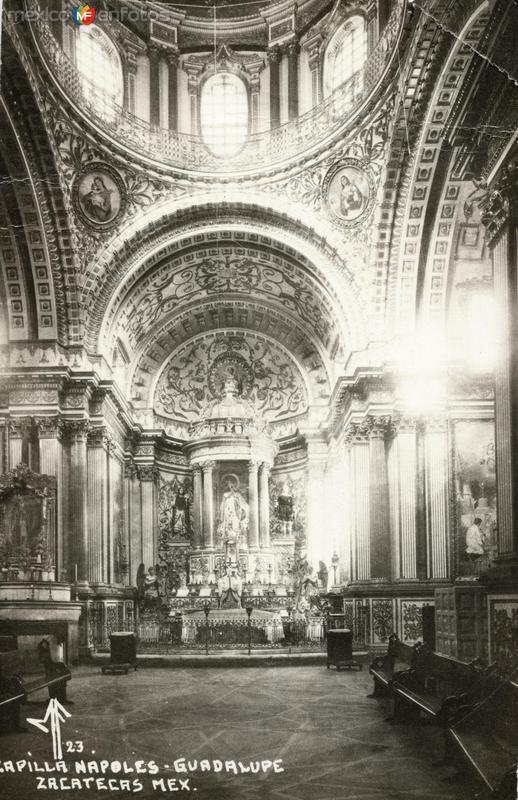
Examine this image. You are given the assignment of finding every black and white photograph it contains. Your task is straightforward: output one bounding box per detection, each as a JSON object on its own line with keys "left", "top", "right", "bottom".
{"left": 0, "top": 0, "right": 517, "bottom": 798}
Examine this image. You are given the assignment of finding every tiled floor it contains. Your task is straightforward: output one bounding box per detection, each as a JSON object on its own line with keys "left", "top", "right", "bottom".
{"left": 0, "top": 665, "right": 474, "bottom": 800}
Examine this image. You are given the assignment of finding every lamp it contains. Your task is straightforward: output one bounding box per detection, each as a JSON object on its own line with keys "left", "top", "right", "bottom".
{"left": 245, "top": 600, "right": 254, "bottom": 656}
{"left": 286, "top": 602, "right": 294, "bottom": 656}
{"left": 203, "top": 601, "right": 211, "bottom": 656}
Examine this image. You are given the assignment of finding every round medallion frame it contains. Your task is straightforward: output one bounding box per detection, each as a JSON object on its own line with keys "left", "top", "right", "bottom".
{"left": 322, "top": 158, "right": 375, "bottom": 228}
{"left": 72, "top": 162, "right": 126, "bottom": 231}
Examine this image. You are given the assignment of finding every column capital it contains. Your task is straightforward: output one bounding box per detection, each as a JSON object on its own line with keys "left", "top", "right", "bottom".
{"left": 87, "top": 426, "right": 110, "bottom": 449}
{"left": 344, "top": 420, "right": 370, "bottom": 445}
{"left": 138, "top": 464, "right": 159, "bottom": 482}
{"left": 423, "top": 417, "right": 448, "bottom": 435}
{"left": 64, "top": 419, "right": 91, "bottom": 443}
{"left": 192, "top": 463, "right": 203, "bottom": 474}
{"left": 166, "top": 48, "right": 179, "bottom": 67}
{"left": 147, "top": 43, "right": 162, "bottom": 61}
{"left": 391, "top": 415, "right": 418, "bottom": 435}
{"left": 8, "top": 416, "right": 32, "bottom": 438}
{"left": 286, "top": 39, "right": 300, "bottom": 58}
{"left": 200, "top": 460, "right": 216, "bottom": 473}
{"left": 34, "top": 416, "right": 64, "bottom": 439}
{"left": 267, "top": 46, "right": 282, "bottom": 65}
{"left": 480, "top": 161, "right": 518, "bottom": 246}
{"left": 123, "top": 460, "right": 138, "bottom": 480}
{"left": 248, "top": 459, "right": 261, "bottom": 472}
{"left": 366, "top": 414, "right": 393, "bottom": 440}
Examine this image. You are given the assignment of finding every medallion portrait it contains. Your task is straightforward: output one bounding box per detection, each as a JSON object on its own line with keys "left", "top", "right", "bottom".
{"left": 73, "top": 163, "right": 126, "bottom": 230}
{"left": 324, "top": 161, "right": 373, "bottom": 226}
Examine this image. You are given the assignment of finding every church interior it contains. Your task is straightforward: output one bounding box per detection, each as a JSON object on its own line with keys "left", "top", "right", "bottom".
{"left": 1, "top": 0, "right": 518, "bottom": 797}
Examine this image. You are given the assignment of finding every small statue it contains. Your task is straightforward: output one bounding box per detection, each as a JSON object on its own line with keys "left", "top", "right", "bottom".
{"left": 317, "top": 561, "right": 329, "bottom": 591}
{"left": 218, "top": 566, "right": 243, "bottom": 609}
{"left": 276, "top": 482, "right": 294, "bottom": 536}
{"left": 172, "top": 486, "right": 190, "bottom": 537}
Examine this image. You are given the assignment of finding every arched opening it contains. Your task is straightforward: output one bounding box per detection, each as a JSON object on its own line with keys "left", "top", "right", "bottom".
{"left": 200, "top": 72, "right": 249, "bottom": 157}
{"left": 323, "top": 16, "right": 367, "bottom": 98}
{"left": 75, "top": 26, "right": 124, "bottom": 119}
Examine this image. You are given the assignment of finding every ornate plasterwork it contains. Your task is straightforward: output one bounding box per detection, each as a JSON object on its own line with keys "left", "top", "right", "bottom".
{"left": 113, "top": 244, "right": 344, "bottom": 358}
{"left": 384, "top": 3, "right": 491, "bottom": 337}
{"left": 153, "top": 331, "right": 312, "bottom": 425}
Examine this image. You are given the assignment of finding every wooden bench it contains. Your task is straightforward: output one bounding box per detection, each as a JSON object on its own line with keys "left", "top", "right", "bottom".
{"left": 391, "top": 644, "right": 486, "bottom": 725}
{"left": 0, "top": 636, "right": 71, "bottom": 733}
{"left": 368, "top": 634, "right": 415, "bottom": 697}
{"left": 446, "top": 677, "right": 518, "bottom": 797}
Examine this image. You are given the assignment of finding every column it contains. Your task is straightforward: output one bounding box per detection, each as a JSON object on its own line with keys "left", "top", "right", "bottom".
{"left": 250, "top": 71, "right": 261, "bottom": 134}
{"left": 306, "top": 435, "right": 328, "bottom": 569}
{"left": 492, "top": 226, "right": 515, "bottom": 555}
{"left": 259, "top": 463, "right": 270, "bottom": 548}
{"left": 148, "top": 45, "right": 161, "bottom": 127}
{"left": 87, "top": 428, "right": 108, "bottom": 584}
{"left": 367, "top": 4, "right": 379, "bottom": 55}
{"left": 248, "top": 461, "right": 260, "bottom": 549}
{"left": 424, "top": 419, "right": 449, "bottom": 579}
{"left": 123, "top": 44, "right": 138, "bottom": 114}
{"left": 0, "top": 419, "right": 6, "bottom": 474}
{"left": 139, "top": 465, "right": 157, "bottom": 568}
{"left": 201, "top": 461, "right": 215, "bottom": 549}
{"left": 346, "top": 424, "right": 370, "bottom": 581}
{"left": 287, "top": 40, "right": 299, "bottom": 120}
{"left": 397, "top": 419, "right": 418, "bottom": 579}
{"left": 304, "top": 33, "right": 323, "bottom": 107}
{"left": 192, "top": 465, "right": 203, "bottom": 548}
{"left": 8, "top": 418, "right": 24, "bottom": 468}
{"left": 390, "top": 417, "right": 418, "bottom": 580}
{"left": 109, "top": 448, "right": 123, "bottom": 585}
{"left": 167, "top": 51, "right": 179, "bottom": 131}
{"left": 66, "top": 420, "right": 90, "bottom": 584}
{"left": 36, "top": 417, "right": 63, "bottom": 577}
{"left": 127, "top": 462, "right": 143, "bottom": 586}
{"left": 368, "top": 417, "right": 392, "bottom": 580}
{"left": 268, "top": 47, "right": 281, "bottom": 129}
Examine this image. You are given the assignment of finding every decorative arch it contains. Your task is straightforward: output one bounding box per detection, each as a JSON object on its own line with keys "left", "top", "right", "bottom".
{"left": 84, "top": 194, "right": 368, "bottom": 360}
{"left": 376, "top": 0, "right": 490, "bottom": 341}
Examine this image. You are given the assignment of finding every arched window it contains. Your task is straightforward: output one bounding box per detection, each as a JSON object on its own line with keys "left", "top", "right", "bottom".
{"left": 323, "top": 16, "right": 367, "bottom": 97}
{"left": 75, "top": 26, "right": 124, "bottom": 119}
{"left": 200, "top": 72, "right": 249, "bottom": 158}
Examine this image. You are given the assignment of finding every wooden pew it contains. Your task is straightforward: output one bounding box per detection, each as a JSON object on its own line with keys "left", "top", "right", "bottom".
{"left": 368, "top": 634, "right": 416, "bottom": 697}
{"left": 0, "top": 636, "right": 71, "bottom": 733}
{"left": 391, "top": 644, "right": 486, "bottom": 725}
{"left": 446, "top": 677, "right": 518, "bottom": 797}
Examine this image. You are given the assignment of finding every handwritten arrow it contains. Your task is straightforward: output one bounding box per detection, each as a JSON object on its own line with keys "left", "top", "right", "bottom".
{"left": 27, "top": 698, "right": 72, "bottom": 760}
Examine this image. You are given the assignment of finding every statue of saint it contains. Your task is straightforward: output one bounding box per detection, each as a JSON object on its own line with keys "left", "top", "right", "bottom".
{"left": 220, "top": 480, "right": 249, "bottom": 544}
{"left": 276, "top": 482, "right": 294, "bottom": 536}
{"left": 218, "top": 566, "right": 243, "bottom": 609}
{"left": 172, "top": 486, "right": 190, "bottom": 537}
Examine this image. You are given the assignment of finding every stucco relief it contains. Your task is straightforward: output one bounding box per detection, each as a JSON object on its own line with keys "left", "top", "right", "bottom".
{"left": 121, "top": 254, "right": 337, "bottom": 352}
{"left": 154, "top": 333, "right": 309, "bottom": 424}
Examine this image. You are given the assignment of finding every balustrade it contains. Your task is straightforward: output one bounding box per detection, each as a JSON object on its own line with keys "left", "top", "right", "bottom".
{"left": 22, "top": 0, "right": 405, "bottom": 174}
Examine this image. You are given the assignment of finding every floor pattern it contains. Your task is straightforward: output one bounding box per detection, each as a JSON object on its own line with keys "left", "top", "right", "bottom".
{"left": 0, "top": 665, "right": 475, "bottom": 800}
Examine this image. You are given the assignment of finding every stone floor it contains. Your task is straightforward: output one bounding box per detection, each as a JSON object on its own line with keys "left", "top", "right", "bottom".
{"left": 1, "top": 665, "right": 477, "bottom": 800}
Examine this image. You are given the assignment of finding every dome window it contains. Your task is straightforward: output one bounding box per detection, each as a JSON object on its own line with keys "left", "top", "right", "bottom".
{"left": 323, "top": 16, "right": 367, "bottom": 97}
{"left": 200, "top": 72, "right": 249, "bottom": 158}
{"left": 75, "top": 26, "right": 124, "bottom": 119}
